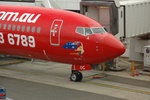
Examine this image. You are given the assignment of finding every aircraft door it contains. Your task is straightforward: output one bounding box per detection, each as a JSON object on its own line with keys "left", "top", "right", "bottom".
{"left": 50, "top": 19, "right": 63, "bottom": 46}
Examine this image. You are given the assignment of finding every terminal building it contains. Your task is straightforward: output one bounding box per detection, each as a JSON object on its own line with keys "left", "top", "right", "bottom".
{"left": 0, "top": 0, "right": 81, "bottom": 11}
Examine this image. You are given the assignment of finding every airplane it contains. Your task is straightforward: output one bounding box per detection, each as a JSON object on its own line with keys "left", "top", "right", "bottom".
{"left": 0, "top": 5, "right": 125, "bottom": 82}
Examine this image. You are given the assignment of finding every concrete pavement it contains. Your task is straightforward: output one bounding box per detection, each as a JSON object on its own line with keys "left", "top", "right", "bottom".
{"left": 0, "top": 57, "right": 149, "bottom": 100}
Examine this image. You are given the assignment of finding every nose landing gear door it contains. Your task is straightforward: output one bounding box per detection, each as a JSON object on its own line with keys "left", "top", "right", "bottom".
{"left": 50, "top": 19, "right": 63, "bottom": 46}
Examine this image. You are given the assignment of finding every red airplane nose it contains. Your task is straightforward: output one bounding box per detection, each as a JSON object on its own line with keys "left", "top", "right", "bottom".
{"left": 103, "top": 34, "right": 125, "bottom": 60}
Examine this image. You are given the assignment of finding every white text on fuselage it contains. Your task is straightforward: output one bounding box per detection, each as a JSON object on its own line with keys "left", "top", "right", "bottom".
{"left": 0, "top": 11, "right": 41, "bottom": 23}
{"left": 0, "top": 32, "right": 35, "bottom": 48}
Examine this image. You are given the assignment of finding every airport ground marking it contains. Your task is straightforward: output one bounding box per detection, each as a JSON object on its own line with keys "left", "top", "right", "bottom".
{"left": 86, "top": 81, "right": 150, "bottom": 95}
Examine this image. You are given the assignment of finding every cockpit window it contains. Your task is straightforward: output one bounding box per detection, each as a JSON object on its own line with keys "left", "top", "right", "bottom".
{"left": 76, "top": 27, "right": 106, "bottom": 36}
{"left": 76, "top": 27, "right": 84, "bottom": 35}
{"left": 91, "top": 27, "right": 106, "bottom": 34}
{"left": 76, "top": 27, "right": 93, "bottom": 35}
{"left": 85, "top": 28, "right": 92, "bottom": 35}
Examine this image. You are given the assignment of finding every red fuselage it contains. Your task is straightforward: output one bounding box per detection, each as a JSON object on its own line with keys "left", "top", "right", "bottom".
{"left": 0, "top": 5, "right": 125, "bottom": 65}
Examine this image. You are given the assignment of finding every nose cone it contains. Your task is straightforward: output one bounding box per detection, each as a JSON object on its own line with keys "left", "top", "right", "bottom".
{"left": 103, "top": 34, "right": 125, "bottom": 60}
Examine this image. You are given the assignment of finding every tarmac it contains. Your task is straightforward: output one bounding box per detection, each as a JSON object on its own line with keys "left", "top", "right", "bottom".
{"left": 0, "top": 56, "right": 149, "bottom": 100}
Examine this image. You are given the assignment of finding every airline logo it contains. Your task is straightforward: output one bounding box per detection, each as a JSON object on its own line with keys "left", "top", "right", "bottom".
{"left": 0, "top": 11, "right": 41, "bottom": 23}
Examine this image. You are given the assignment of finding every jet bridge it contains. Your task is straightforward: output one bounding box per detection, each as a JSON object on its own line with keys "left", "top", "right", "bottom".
{"left": 80, "top": 0, "right": 150, "bottom": 71}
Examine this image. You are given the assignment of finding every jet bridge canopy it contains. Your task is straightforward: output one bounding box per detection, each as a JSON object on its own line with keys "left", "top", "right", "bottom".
{"left": 81, "top": 0, "right": 150, "bottom": 38}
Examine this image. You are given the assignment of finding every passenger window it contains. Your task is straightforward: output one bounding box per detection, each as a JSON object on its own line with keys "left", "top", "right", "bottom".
{"left": 85, "top": 28, "right": 92, "bottom": 35}
{"left": 76, "top": 27, "right": 84, "bottom": 35}
{"left": 22, "top": 26, "right": 25, "bottom": 32}
{"left": 12, "top": 25, "right": 16, "bottom": 30}
{"left": 32, "top": 26, "right": 35, "bottom": 33}
{"left": 37, "top": 27, "right": 41, "bottom": 33}
{"left": 17, "top": 25, "right": 20, "bottom": 31}
{"left": 27, "top": 26, "right": 30, "bottom": 32}
{"left": 3, "top": 24, "right": 7, "bottom": 29}
{"left": 8, "top": 24, "right": 11, "bottom": 30}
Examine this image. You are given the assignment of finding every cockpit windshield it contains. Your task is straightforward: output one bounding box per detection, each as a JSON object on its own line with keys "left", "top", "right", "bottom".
{"left": 76, "top": 27, "right": 106, "bottom": 36}
{"left": 85, "top": 28, "right": 93, "bottom": 35}
{"left": 91, "top": 27, "right": 106, "bottom": 34}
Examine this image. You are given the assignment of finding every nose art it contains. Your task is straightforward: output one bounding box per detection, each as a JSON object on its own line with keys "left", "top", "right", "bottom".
{"left": 103, "top": 34, "right": 125, "bottom": 60}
